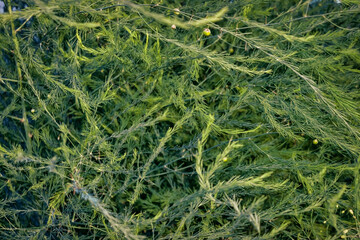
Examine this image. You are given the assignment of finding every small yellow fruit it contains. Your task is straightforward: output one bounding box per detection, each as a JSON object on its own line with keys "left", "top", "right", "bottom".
{"left": 31, "top": 109, "right": 35, "bottom": 113}
{"left": 313, "top": 139, "right": 319, "bottom": 145}
{"left": 203, "top": 28, "right": 211, "bottom": 36}
{"left": 229, "top": 48, "right": 234, "bottom": 54}
{"left": 174, "top": 8, "right": 180, "bottom": 15}
{"left": 222, "top": 157, "right": 228, "bottom": 162}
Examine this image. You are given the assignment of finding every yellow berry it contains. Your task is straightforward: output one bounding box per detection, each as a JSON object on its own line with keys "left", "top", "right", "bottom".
{"left": 313, "top": 139, "right": 319, "bottom": 145}
{"left": 203, "top": 28, "right": 211, "bottom": 36}
{"left": 31, "top": 109, "right": 35, "bottom": 113}
{"left": 229, "top": 48, "right": 234, "bottom": 54}
{"left": 223, "top": 157, "right": 228, "bottom": 162}
{"left": 174, "top": 8, "right": 180, "bottom": 15}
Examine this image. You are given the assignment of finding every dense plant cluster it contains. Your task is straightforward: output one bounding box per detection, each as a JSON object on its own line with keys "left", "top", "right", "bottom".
{"left": 0, "top": 0, "right": 359, "bottom": 239}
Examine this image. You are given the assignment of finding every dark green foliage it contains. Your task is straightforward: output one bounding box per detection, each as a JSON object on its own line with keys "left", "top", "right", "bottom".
{"left": 0, "top": 0, "right": 359, "bottom": 239}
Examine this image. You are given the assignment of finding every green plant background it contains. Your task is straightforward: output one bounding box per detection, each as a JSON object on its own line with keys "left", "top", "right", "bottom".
{"left": 0, "top": 0, "right": 359, "bottom": 239}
